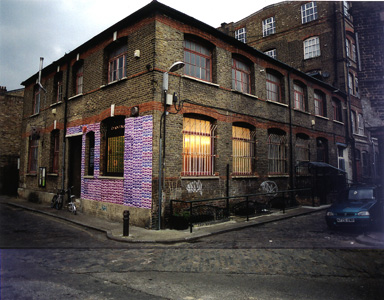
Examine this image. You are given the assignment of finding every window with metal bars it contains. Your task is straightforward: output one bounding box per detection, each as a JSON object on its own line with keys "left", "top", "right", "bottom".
{"left": 268, "top": 130, "right": 287, "bottom": 175}
{"left": 103, "top": 117, "right": 125, "bottom": 176}
{"left": 295, "top": 134, "right": 310, "bottom": 175}
{"left": 232, "top": 126, "right": 256, "bottom": 176}
{"left": 182, "top": 117, "right": 216, "bottom": 176}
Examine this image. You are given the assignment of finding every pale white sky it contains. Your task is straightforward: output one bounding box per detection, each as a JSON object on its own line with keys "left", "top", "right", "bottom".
{"left": 0, "top": 0, "right": 281, "bottom": 90}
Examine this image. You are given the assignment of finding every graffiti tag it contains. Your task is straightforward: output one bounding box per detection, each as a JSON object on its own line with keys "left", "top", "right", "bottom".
{"left": 186, "top": 180, "right": 203, "bottom": 195}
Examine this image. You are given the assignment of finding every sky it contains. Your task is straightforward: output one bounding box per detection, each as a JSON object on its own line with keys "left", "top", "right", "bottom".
{"left": 0, "top": 0, "right": 281, "bottom": 91}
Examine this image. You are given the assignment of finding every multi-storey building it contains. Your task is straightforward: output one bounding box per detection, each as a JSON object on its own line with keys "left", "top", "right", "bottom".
{"left": 0, "top": 86, "right": 24, "bottom": 195}
{"left": 220, "top": 1, "right": 380, "bottom": 184}
{"left": 20, "top": 1, "right": 350, "bottom": 228}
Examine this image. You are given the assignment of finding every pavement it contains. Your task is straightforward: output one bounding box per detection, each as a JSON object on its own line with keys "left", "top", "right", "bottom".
{"left": 2, "top": 195, "right": 384, "bottom": 246}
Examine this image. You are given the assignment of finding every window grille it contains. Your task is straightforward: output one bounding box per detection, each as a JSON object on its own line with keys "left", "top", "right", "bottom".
{"left": 232, "top": 126, "right": 256, "bottom": 175}
{"left": 107, "top": 136, "right": 124, "bottom": 174}
{"left": 182, "top": 117, "right": 216, "bottom": 176}
{"left": 295, "top": 136, "right": 310, "bottom": 175}
{"left": 268, "top": 133, "right": 287, "bottom": 174}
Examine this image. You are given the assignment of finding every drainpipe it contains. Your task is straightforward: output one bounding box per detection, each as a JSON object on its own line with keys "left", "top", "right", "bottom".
{"left": 287, "top": 69, "right": 294, "bottom": 191}
{"left": 61, "top": 54, "right": 70, "bottom": 191}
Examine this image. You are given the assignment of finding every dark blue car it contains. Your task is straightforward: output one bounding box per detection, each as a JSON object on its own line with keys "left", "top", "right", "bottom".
{"left": 326, "top": 185, "right": 383, "bottom": 230}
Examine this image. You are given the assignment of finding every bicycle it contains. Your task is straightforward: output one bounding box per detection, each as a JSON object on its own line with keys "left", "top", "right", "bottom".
{"left": 51, "top": 186, "right": 77, "bottom": 215}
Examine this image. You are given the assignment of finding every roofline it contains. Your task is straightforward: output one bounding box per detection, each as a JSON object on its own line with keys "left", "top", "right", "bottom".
{"left": 21, "top": 0, "right": 346, "bottom": 96}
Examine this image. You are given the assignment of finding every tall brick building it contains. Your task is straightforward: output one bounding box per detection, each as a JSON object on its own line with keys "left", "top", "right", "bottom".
{"left": 220, "top": 1, "right": 380, "bottom": 184}
{"left": 0, "top": 87, "right": 24, "bottom": 195}
{"left": 20, "top": 1, "right": 351, "bottom": 228}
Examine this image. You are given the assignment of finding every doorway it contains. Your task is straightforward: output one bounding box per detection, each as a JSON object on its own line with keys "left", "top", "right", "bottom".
{"left": 68, "top": 135, "right": 82, "bottom": 197}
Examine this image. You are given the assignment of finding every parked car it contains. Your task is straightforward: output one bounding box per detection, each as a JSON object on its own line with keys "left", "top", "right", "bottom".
{"left": 326, "top": 185, "right": 383, "bottom": 230}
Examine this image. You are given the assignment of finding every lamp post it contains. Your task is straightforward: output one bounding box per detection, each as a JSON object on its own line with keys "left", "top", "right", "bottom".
{"left": 158, "top": 61, "right": 184, "bottom": 230}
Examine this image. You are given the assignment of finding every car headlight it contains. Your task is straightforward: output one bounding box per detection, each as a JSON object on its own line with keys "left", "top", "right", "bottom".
{"left": 326, "top": 211, "right": 334, "bottom": 216}
{"left": 357, "top": 211, "right": 370, "bottom": 216}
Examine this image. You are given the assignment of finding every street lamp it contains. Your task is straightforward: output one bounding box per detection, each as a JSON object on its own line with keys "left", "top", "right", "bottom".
{"left": 158, "top": 61, "right": 185, "bottom": 230}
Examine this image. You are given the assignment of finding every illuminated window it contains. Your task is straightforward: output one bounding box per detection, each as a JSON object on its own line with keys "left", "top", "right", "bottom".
{"left": 108, "top": 44, "right": 126, "bottom": 83}
{"left": 182, "top": 117, "right": 216, "bottom": 176}
{"left": 102, "top": 117, "right": 125, "bottom": 176}
{"left": 184, "top": 40, "right": 211, "bottom": 81}
{"left": 232, "top": 125, "right": 256, "bottom": 176}
{"left": 232, "top": 58, "right": 251, "bottom": 94}
{"left": 268, "top": 129, "right": 287, "bottom": 175}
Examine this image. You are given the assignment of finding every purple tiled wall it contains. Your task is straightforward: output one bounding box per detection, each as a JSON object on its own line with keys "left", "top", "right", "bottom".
{"left": 67, "top": 115, "right": 153, "bottom": 210}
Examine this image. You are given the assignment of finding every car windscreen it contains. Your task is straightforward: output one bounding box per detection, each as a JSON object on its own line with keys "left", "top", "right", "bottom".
{"left": 348, "top": 188, "right": 374, "bottom": 201}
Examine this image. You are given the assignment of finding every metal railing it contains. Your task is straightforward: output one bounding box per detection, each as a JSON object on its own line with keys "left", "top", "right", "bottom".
{"left": 170, "top": 188, "right": 312, "bottom": 233}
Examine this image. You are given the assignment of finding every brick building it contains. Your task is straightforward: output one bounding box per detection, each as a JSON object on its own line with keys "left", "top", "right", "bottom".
{"left": 0, "top": 86, "right": 24, "bottom": 195}
{"left": 20, "top": 1, "right": 350, "bottom": 228}
{"left": 220, "top": 1, "right": 380, "bottom": 184}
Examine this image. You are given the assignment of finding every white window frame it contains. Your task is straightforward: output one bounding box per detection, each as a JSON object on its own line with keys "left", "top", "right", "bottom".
{"left": 264, "top": 49, "right": 277, "bottom": 59}
{"left": 262, "top": 17, "right": 276, "bottom": 37}
{"left": 301, "top": 1, "right": 318, "bottom": 24}
{"left": 235, "top": 27, "right": 246, "bottom": 43}
{"left": 304, "top": 36, "right": 320, "bottom": 59}
{"left": 358, "top": 113, "right": 364, "bottom": 135}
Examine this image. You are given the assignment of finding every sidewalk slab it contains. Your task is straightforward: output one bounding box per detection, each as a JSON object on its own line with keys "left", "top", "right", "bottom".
{"left": 2, "top": 195, "right": 383, "bottom": 246}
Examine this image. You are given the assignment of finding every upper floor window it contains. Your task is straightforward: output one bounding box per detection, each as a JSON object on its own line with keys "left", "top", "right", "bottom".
{"left": 182, "top": 116, "right": 216, "bottom": 176}
{"left": 351, "top": 110, "right": 357, "bottom": 134}
{"left": 343, "top": 1, "right": 351, "bottom": 18}
{"left": 108, "top": 44, "right": 127, "bottom": 83}
{"left": 262, "top": 17, "right": 276, "bottom": 37}
{"left": 232, "top": 125, "right": 256, "bottom": 176}
{"left": 332, "top": 98, "right": 343, "bottom": 122}
{"left": 314, "top": 90, "right": 326, "bottom": 117}
{"left": 358, "top": 113, "right": 364, "bottom": 135}
{"left": 301, "top": 1, "right": 318, "bottom": 24}
{"left": 54, "top": 72, "right": 63, "bottom": 104}
{"left": 304, "top": 36, "right": 320, "bottom": 59}
{"left": 232, "top": 58, "right": 251, "bottom": 94}
{"left": 268, "top": 129, "right": 287, "bottom": 175}
{"left": 348, "top": 72, "right": 354, "bottom": 95}
{"left": 33, "top": 85, "right": 41, "bottom": 115}
{"left": 73, "top": 62, "right": 83, "bottom": 95}
{"left": 266, "top": 71, "right": 283, "bottom": 103}
{"left": 184, "top": 40, "right": 211, "bottom": 81}
{"left": 294, "top": 82, "right": 307, "bottom": 111}
{"left": 264, "top": 49, "right": 277, "bottom": 59}
{"left": 235, "top": 27, "right": 246, "bottom": 43}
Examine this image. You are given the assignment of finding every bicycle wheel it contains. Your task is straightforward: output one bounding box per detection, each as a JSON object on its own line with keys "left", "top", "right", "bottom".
{"left": 51, "top": 195, "right": 58, "bottom": 208}
{"left": 57, "top": 195, "right": 64, "bottom": 210}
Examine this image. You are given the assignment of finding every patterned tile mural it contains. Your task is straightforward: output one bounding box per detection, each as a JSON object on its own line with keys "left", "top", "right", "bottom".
{"left": 67, "top": 115, "right": 153, "bottom": 209}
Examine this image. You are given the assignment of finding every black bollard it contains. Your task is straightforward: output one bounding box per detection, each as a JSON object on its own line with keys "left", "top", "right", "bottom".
{"left": 123, "top": 210, "right": 130, "bottom": 236}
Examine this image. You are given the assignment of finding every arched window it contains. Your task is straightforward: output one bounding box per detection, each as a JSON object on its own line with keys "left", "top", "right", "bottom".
{"left": 184, "top": 39, "right": 212, "bottom": 81}
{"left": 232, "top": 58, "right": 251, "bottom": 94}
{"left": 314, "top": 90, "right": 326, "bottom": 117}
{"left": 294, "top": 81, "right": 307, "bottom": 111}
{"left": 232, "top": 124, "right": 256, "bottom": 175}
{"left": 182, "top": 115, "right": 216, "bottom": 176}
{"left": 108, "top": 44, "right": 127, "bottom": 83}
{"left": 304, "top": 36, "right": 320, "bottom": 59}
{"left": 268, "top": 129, "right": 287, "bottom": 175}
{"left": 316, "top": 137, "right": 328, "bottom": 163}
{"left": 266, "top": 69, "right": 284, "bottom": 103}
{"left": 72, "top": 60, "right": 84, "bottom": 95}
{"left": 296, "top": 133, "right": 310, "bottom": 175}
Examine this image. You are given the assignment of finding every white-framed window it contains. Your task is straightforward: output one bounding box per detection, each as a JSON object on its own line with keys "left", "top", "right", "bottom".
{"left": 182, "top": 117, "right": 216, "bottom": 176}
{"left": 235, "top": 27, "right": 246, "bottom": 43}
{"left": 358, "top": 113, "right": 364, "bottom": 135}
{"left": 301, "top": 1, "right": 318, "bottom": 24}
{"left": 184, "top": 40, "right": 211, "bottom": 81}
{"left": 232, "top": 58, "right": 251, "bottom": 94}
{"left": 263, "top": 17, "right": 276, "bottom": 37}
{"left": 266, "top": 72, "right": 282, "bottom": 103}
{"left": 232, "top": 125, "right": 256, "bottom": 176}
{"left": 304, "top": 36, "right": 320, "bottom": 59}
{"left": 348, "top": 72, "right": 354, "bottom": 95}
{"left": 344, "top": 1, "right": 351, "bottom": 18}
{"left": 264, "top": 49, "right": 277, "bottom": 59}
{"left": 268, "top": 130, "right": 287, "bottom": 175}
{"left": 108, "top": 44, "right": 126, "bottom": 83}
{"left": 351, "top": 111, "right": 357, "bottom": 134}
{"left": 338, "top": 146, "right": 346, "bottom": 171}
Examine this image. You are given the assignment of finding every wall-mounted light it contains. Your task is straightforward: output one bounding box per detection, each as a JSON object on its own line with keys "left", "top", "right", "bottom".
{"left": 134, "top": 50, "right": 140, "bottom": 58}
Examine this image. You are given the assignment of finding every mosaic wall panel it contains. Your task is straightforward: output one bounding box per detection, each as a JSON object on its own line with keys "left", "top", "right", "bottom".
{"left": 67, "top": 115, "right": 153, "bottom": 209}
